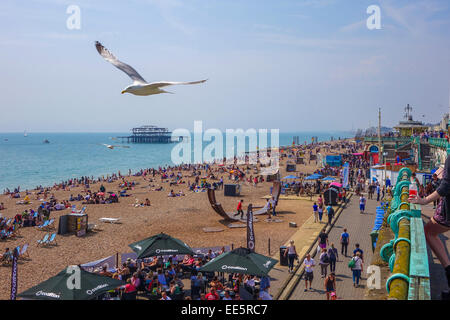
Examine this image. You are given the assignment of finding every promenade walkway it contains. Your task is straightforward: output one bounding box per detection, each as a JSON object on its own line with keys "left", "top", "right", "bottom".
{"left": 289, "top": 196, "right": 378, "bottom": 300}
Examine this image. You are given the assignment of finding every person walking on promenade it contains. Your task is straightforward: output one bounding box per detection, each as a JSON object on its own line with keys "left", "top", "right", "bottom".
{"left": 303, "top": 254, "right": 315, "bottom": 292}
{"left": 376, "top": 183, "right": 381, "bottom": 202}
{"left": 431, "top": 173, "right": 441, "bottom": 209}
{"left": 359, "top": 194, "right": 366, "bottom": 214}
{"left": 409, "top": 164, "right": 450, "bottom": 292}
{"left": 324, "top": 273, "right": 336, "bottom": 300}
{"left": 234, "top": 199, "right": 244, "bottom": 219}
{"left": 313, "top": 202, "right": 319, "bottom": 223}
{"left": 326, "top": 204, "right": 335, "bottom": 225}
{"left": 319, "top": 248, "right": 330, "bottom": 278}
{"left": 353, "top": 243, "right": 364, "bottom": 262}
{"left": 340, "top": 229, "right": 350, "bottom": 257}
{"left": 317, "top": 194, "right": 323, "bottom": 208}
{"left": 350, "top": 252, "right": 363, "bottom": 287}
{"left": 318, "top": 228, "right": 329, "bottom": 254}
{"left": 284, "top": 240, "right": 298, "bottom": 274}
{"left": 328, "top": 243, "right": 338, "bottom": 273}
{"left": 318, "top": 204, "right": 324, "bottom": 223}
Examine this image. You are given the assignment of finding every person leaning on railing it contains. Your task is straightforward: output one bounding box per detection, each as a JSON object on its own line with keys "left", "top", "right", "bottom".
{"left": 409, "top": 162, "right": 450, "bottom": 291}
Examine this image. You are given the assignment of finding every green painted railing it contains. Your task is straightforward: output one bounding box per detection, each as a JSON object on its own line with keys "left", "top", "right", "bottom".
{"left": 429, "top": 137, "right": 449, "bottom": 150}
{"left": 364, "top": 136, "right": 411, "bottom": 143}
{"left": 380, "top": 167, "right": 430, "bottom": 300}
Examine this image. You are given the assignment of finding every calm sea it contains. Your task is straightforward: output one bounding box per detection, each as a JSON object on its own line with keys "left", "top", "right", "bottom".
{"left": 0, "top": 131, "right": 352, "bottom": 190}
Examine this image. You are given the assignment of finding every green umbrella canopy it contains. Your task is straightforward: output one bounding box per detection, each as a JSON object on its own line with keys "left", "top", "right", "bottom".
{"left": 199, "top": 247, "right": 278, "bottom": 277}
{"left": 18, "top": 266, "right": 124, "bottom": 300}
{"left": 128, "top": 233, "right": 194, "bottom": 259}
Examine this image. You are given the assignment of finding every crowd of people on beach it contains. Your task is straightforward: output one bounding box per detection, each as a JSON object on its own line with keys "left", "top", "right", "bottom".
{"left": 1, "top": 137, "right": 404, "bottom": 300}
{"left": 88, "top": 247, "right": 273, "bottom": 301}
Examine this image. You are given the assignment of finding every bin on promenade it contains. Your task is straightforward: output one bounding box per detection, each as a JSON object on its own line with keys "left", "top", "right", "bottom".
{"left": 279, "top": 246, "right": 288, "bottom": 266}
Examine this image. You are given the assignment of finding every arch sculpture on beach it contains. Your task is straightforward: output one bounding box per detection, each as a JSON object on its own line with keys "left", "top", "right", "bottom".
{"left": 207, "top": 181, "right": 282, "bottom": 222}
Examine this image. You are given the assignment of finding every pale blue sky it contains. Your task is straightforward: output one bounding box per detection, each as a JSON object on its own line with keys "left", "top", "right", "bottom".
{"left": 0, "top": 0, "right": 449, "bottom": 132}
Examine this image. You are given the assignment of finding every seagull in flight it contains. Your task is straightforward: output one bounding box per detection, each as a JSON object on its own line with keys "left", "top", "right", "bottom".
{"left": 100, "top": 144, "right": 130, "bottom": 150}
{"left": 95, "top": 41, "right": 207, "bottom": 96}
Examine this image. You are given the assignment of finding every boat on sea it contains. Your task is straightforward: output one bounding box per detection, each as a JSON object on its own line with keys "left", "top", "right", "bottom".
{"left": 24, "top": 130, "right": 28, "bottom": 137}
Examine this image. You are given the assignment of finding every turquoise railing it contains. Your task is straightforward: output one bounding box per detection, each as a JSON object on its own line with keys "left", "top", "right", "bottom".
{"left": 429, "top": 137, "right": 449, "bottom": 150}
{"left": 379, "top": 167, "right": 430, "bottom": 300}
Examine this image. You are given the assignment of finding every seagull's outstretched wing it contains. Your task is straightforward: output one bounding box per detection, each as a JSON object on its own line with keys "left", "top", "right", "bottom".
{"left": 146, "top": 79, "right": 208, "bottom": 89}
{"left": 95, "top": 41, "right": 147, "bottom": 84}
{"left": 112, "top": 145, "right": 130, "bottom": 148}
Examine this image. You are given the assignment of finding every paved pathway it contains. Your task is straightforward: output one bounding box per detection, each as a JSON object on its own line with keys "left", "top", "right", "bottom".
{"left": 289, "top": 196, "right": 378, "bottom": 300}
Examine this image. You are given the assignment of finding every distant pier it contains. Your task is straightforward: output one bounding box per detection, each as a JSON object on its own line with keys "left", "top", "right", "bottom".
{"left": 118, "top": 125, "right": 183, "bottom": 144}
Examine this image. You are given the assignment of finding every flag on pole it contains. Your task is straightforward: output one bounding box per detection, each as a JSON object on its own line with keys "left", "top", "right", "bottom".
{"left": 10, "top": 248, "right": 19, "bottom": 300}
{"left": 247, "top": 204, "right": 255, "bottom": 252}
{"left": 342, "top": 162, "right": 349, "bottom": 189}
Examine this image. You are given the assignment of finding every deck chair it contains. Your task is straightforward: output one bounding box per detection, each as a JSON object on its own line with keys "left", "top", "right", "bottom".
{"left": 71, "top": 205, "right": 77, "bottom": 213}
{"left": 99, "top": 217, "right": 120, "bottom": 224}
{"left": 19, "top": 243, "right": 30, "bottom": 260}
{"left": 45, "top": 218, "right": 55, "bottom": 230}
{"left": 0, "top": 254, "right": 12, "bottom": 266}
{"left": 37, "top": 220, "right": 49, "bottom": 230}
{"left": 47, "top": 233, "right": 57, "bottom": 246}
{"left": 37, "top": 233, "right": 50, "bottom": 246}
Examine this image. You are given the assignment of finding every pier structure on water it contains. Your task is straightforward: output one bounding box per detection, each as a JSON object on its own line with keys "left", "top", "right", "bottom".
{"left": 118, "top": 125, "right": 183, "bottom": 144}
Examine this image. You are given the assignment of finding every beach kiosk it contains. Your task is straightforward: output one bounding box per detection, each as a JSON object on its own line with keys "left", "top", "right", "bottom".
{"left": 58, "top": 213, "right": 88, "bottom": 236}
{"left": 286, "top": 161, "right": 296, "bottom": 172}
{"left": 224, "top": 184, "right": 241, "bottom": 197}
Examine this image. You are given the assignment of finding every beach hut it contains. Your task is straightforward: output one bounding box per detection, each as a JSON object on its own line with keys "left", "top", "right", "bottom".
{"left": 17, "top": 266, "right": 124, "bottom": 300}
{"left": 199, "top": 247, "right": 278, "bottom": 277}
{"left": 128, "top": 233, "right": 194, "bottom": 259}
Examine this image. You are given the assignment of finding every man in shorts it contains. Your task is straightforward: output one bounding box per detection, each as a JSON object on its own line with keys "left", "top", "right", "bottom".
{"left": 303, "top": 254, "right": 315, "bottom": 292}
{"left": 359, "top": 195, "right": 366, "bottom": 214}
{"left": 318, "top": 228, "right": 329, "bottom": 252}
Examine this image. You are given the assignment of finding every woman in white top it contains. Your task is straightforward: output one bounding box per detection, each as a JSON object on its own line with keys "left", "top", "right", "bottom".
{"left": 284, "top": 240, "right": 298, "bottom": 273}
{"left": 351, "top": 252, "right": 363, "bottom": 287}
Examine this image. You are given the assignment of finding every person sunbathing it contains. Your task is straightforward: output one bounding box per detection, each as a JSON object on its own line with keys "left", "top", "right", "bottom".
{"left": 144, "top": 198, "right": 151, "bottom": 206}
{"left": 168, "top": 190, "right": 175, "bottom": 197}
